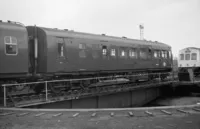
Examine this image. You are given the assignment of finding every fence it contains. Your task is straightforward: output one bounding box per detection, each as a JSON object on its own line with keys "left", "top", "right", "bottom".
{"left": 1, "top": 72, "right": 175, "bottom": 107}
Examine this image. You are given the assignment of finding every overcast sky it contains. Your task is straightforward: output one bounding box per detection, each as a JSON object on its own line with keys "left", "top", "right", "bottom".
{"left": 1, "top": 0, "right": 200, "bottom": 57}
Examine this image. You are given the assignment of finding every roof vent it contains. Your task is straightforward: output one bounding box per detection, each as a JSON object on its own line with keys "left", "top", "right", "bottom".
{"left": 7, "top": 20, "right": 11, "bottom": 23}
{"left": 122, "top": 36, "right": 127, "bottom": 38}
{"left": 101, "top": 34, "right": 106, "bottom": 36}
{"left": 64, "top": 29, "right": 68, "bottom": 31}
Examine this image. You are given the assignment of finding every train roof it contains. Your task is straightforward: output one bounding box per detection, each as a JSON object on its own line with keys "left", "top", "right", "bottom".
{"left": 0, "top": 20, "right": 26, "bottom": 32}
{"left": 28, "top": 26, "right": 171, "bottom": 51}
{"left": 179, "top": 47, "right": 200, "bottom": 53}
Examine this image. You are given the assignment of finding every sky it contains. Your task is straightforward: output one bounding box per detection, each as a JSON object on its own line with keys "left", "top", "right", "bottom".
{"left": 0, "top": 0, "right": 200, "bottom": 57}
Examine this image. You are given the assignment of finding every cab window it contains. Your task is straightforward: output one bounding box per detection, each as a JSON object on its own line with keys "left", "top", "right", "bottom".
{"left": 179, "top": 54, "right": 184, "bottom": 60}
{"left": 185, "top": 54, "right": 190, "bottom": 60}
{"left": 191, "top": 53, "right": 197, "bottom": 60}
{"left": 4, "top": 36, "right": 18, "bottom": 55}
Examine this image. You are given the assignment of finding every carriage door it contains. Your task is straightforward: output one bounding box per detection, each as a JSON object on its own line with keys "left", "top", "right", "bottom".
{"left": 56, "top": 37, "right": 66, "bottom": 72}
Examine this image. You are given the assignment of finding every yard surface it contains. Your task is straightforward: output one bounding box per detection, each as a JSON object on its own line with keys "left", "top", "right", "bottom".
{"left": 1, "top": 106, "right": 200, "bottom": 129}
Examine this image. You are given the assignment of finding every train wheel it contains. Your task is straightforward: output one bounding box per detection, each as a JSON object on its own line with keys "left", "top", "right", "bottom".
{"left": 33, "top": 83, "right": 45, "bottom": 94}
{"left": 15, "top": 84, "right": 25, "bottom": 91}
{"left": 49, "top": 83, "right": 62, "bottom": 94}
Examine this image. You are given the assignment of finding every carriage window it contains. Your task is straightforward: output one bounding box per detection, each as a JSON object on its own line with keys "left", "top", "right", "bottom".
{"left": 161, "top": 51, "right": 165, "bottom": 58}
{"left": 92, "top": 44, "right": 100, "bottom": 58}
{"left": 191, "top": 53, "right": 197, "bottom": 60}
{"left": 139, "top": 49, "right": 147, "bottom": 59}
{"left": 111, "top": 49, "right": 116, "bottom": 56}
{"left": 57, "top": 38, "right": 64, "bottom": 57}
{"left": 119, "top": 48, "right": 127, "bottom": 58}
{"left": 79, "top": 43, "right": 86, "bottom": 58}
{"left": 154, "top": 51, "right": 158, "bottom": 58}
{"left": 185, "top": 54, "right": 190, "bottom": 60}
{"left": 168, "top": 51, "right": 172, "bottom": 59}
{"left": 179, "top": 54, "right": 184, "bottom": 60}
{"left": 4, "top": 36, "right": 18, "bottom": 55}
{"left": 164, "top": 51, "right": 168, "bottom": 58}
{"left": 102, "top": 46, "right": 107, "bottom": 55}
{"left": 129, "top": 49, "right": 137, "bottom": 58}
{"left": 79, "top": 43, "right": 86, "bottom": 49}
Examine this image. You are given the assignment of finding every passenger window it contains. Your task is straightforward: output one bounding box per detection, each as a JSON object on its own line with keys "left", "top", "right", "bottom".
{"left": 154, "top": 51, "right": 158, "bottom": 58}
{"left": 102, "top": 46, "right": 107, "bottom": 55}
{"left": 92, "top": 44, "right": 100, "bottom": 58}
{"left": 57, "top": 38, "right": 64, "bottom": 57}
{"left": 79, "top": 43, "right": 86, "bottom": 49}
{"left": 168, "top": 51, "right": 172, "bottom": 59}
{"left": 119, "top": 48, "right": 127, "bottom": 58}
{"left": 164, "top": 51, "right": 168, "bottom": 58}
{"left": 157, "top": 51, "right": 161, "bottom": 58}
{"left": 191, "top": 53, "right": 197, "bottom": 60}
{"left": 139, "top": 49, "right": 147, "bottom": 59}
{"left": 185, "top": 54, "right": 190, "bottom": 60}
{"left": 111, "top": 49, "right": 116, "bottom": 56}
{"left": 179, "top": 54, "right": 184, "bottom": 60}
{"left": 129, "top": 49, "right": 137, "bottom": 59}
{"left": 161, "top": 51, "right": 165, "bottom": 58}
{"left": 4, "top": 36, "right": 18, "bottom": 55}
{"left": 79, "top": 43, "right": 86, "bottom": 58}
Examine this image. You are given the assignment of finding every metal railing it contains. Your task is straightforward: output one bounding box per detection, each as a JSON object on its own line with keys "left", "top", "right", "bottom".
{"left": 1, "top": 72, "right": 175, "bottom": 107}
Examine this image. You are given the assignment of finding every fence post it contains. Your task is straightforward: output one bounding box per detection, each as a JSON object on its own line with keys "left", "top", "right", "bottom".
{"left": 45, "top": 81, "right": 48, "bottom": 101}
{"left": 159, "top": 73, "right": 161, "bottom": 83}
{"left": 3, "top": 85, "right": 6, "bottom": 107}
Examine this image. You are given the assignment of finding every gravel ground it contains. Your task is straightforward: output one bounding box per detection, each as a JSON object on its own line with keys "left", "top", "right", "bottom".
{"left": 154, "top": 97, "right": 200, "bottom": 106}
{"left": 1, "top": 108, "right": 200, "bottom": 129}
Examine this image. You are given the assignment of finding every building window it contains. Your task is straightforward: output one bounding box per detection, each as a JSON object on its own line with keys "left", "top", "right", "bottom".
{"left": 129, "top": 49, "right": 137, "bottom": 58}
{"left": 191, "top": 53, "right": 197, "bottom": 60}
{"left": 185, "top": 54, "right": 190, "bottom": 60}
{"left": 57, "top": 38, "right": 64, "bottom": 57}
{"left": 4, "top": 36, "right": 18, "bottom": 55}
{"left": 111, "top": 49, "right": 116, "bottom": 56}
{"left": 179, "top": 54, "right": 184, "bottom": 60}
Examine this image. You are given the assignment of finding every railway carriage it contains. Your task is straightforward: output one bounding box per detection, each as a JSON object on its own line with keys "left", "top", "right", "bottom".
{"left": 27, "top": 26, "right": 172, "bottom": 77}
{"left": 0, "top": 20, "right": 173, "bottom": 95}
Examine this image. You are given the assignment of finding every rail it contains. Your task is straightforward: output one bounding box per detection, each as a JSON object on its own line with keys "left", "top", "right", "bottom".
{"left": 1, "top": 72, "right": 175, "bottom": 107}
